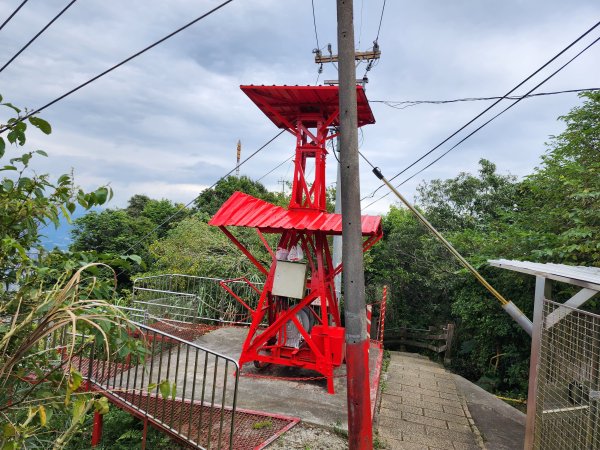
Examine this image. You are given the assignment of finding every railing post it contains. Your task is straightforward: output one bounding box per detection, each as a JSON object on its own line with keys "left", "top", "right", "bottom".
{"left": 91, "top": 411, "right": 103, "bottom": 447}
{"left": 524, "top": 276, "right": 551, "bottom": 450}
{"left": 444, "top": 323, "right": 455, "bottom": 364}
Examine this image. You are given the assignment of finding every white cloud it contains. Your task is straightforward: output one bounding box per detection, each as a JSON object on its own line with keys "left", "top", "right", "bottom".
{"left": 0, "top": 0, "right": 598, "bottom": 219}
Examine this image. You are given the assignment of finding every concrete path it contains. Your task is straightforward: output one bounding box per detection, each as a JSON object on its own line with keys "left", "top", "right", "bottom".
{"left": 454, "top": 374, "right": 525, "bottom": 450}
{"left": 376, "top": 352, "right": 484, "bottom": 450}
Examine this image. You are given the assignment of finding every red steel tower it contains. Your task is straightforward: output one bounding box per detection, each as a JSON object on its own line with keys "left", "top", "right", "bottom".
{"left": 209, "top": 85, "right": 381, "bottom": 393}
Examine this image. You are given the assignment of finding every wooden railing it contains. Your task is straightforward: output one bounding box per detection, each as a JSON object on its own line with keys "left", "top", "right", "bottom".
{"left": 384, "top": 323, "right": 455, "bottom": 364}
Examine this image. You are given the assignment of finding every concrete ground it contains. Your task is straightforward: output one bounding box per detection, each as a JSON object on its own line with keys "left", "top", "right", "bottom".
{"left": 453, "top": 374, "right": 525, "bottom": 450}
{"left": 376, "top": 352, "right": 484, "bottom": 450}
{"left": 193, "top": 327, "right": 382, "bottom": 429}
{"left": 112, "top": 327, "right": 382, "bottom": 430}
{"left": 375, "top": 351, "right": 527, "bottom": 450}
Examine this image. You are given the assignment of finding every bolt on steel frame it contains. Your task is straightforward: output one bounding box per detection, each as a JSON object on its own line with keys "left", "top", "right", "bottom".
{"left": 209, "top": 85, "right": 382, "bottom": 393}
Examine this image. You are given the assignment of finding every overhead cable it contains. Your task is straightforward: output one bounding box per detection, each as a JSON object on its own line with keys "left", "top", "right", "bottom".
{"left": 256, "top": 155, "right": 293, "bottom": 182}
{"left": 361, "top": 20, "right": 600, "bottom": 201}
{"left": 371, "top": 87, "right": 600, "bottom": 110}
{"left": 362, "top": 35, "right": 600, "bottom": 210}
{"left": 0, "top": 0, "right": 78, "bottom": 74}
{"left": 0, "top": 0, "right": 234, "bottom": 135}
{"left": 118, "top": 129, "right": 285, "bottom": 261}
{"left": 311, "top": 0, "right": 320, "bottom": 51}
{"left": 370, "top": 166, "right": 533, "bottom": 336}
{"left": 0, "top": 0, "right": 29, "bottom": 32}
{"left": 374, "top": 0, "right": 386, "bottom": 44}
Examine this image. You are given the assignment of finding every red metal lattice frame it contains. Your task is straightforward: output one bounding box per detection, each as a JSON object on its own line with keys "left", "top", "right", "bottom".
{"left": 210, "top": 85, "right": 381, "bottom": 394}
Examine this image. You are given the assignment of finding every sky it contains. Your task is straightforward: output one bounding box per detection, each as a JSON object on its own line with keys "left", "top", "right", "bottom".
{"left": 1, "top": 0, "right": 599, "bottom": 219}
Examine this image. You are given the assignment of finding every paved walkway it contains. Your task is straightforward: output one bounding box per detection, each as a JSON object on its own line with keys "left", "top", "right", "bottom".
{"left": 377, "top": 352, "right": 484, "bottom": 450}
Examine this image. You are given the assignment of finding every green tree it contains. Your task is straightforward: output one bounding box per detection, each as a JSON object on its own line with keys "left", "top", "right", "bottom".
{"left": 0, "top": 96, "right": 140, "bottom": 448}
{"left": 193, "top": 175, "right": 278, "bottom": 216}
{"left": 415, "top": 159, "right": 518, "bottom": 232}
{"left": 148, "top": 216, "right": 270, "bottom": 279}
{"left": 515, "top": 91, "right": 600, "bottom": 264}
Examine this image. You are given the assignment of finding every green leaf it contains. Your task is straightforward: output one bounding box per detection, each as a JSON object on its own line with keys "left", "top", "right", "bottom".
{"left": 159, "top": 380, "right": 170, "bottom": 399}
{"left": 2, "top": 441, "right": 19, "bottom": 450}
{"left": 94, "top": 397, "right": 110, "bottom": 415}
{"left": 94, "top": 187, "right": 108, "bottom": 204}
{"left": 2, "top": 102, "right": 21, "bottom": 113}
{"left": 2, "top": 179, "right": 14, "bottom": 191}
{"left": 69, "top": 368, "right": 83, "bottom": 392}
{"left": 127, "top": 254, "right": 142, "bottom": 265}
{"left": 72, "top": 397, "right": 87, "bottom": 423}
{"left": 2, "top": 423, "right": 16, "bottom": 438}
{"left": 171, "top": 382, "right": 177, "bottom": 400}
{"left": 35, "top": 149, "right": 48, "bottom": 157}
{"left": 58, "top": 174, "right": 70, "bottom": 185}
{"left": 1, "top": 165, "right": 17, "bottom": 171}
{"left": 0, "top": 137, "right": 4, "bottom": 157}
{"left": 28, "top": 116, "right": 52, "bottom": 135}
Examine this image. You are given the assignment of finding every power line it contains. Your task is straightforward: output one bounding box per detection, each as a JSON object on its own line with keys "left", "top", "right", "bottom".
{"left": 256, "top": 155, "right": 293, "bottom": 182}
{"left": 362, "top": 35, "right": 600, "bottom": 211}
{"left": 0, "top": 0, "right": 234, "bottom": 135}
{"left": 0, "top": 0, "right": 78, "bottom": 74}
{"left": 374, "top": 0, "right": 386, "bottom": 44}
{"left": 311, "top": 0, "right": 320, "bottom": 51}
{"left": 0, "top": 0, "right": 29, "bottom": 32}
{"left": 370, "top": 88, "right": 600, "bottom": 110}
{"left": 357, "top": 0, "right": 364, "bottom": 49}
{"left": 117, "top": 129, "right": 285, "bottom": 261}
{"left": 361, "top": 20, "right": 600, "bottom": 201}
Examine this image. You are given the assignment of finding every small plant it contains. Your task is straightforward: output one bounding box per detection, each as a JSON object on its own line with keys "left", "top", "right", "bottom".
{"left": 251, "top": 419, "right": 273, "bottom": 430}
{"left": 332, "top": 420, "right": 348, "bottom": 439}
{"left": 382, "top": 349, "right": 391, "bottom": 372}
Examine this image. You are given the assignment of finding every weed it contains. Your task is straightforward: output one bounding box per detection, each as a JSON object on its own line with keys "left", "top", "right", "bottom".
{"left": 251, "top": 419, "right": 273, "bottom": 430}
{"left": 332, "top": 420, "right": 348, "bottom": 440}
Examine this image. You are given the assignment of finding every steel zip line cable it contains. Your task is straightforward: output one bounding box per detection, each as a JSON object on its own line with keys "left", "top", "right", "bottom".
{"left": 362, "top": 20, "right": 600, "bottom": 201}
{"left": 115, "top": 130, "right": 285, "bottom": 265}
{"left": 370, "top": 166, "right": 533, "bottom": 335}
{"left": 0, "top": 0, "right": 234, "bottom": 135}
{"left": 0, "top": 0, "right": 29, "bottom": 32}
{"left": 363, "top": 34, "right": 600, "bottom": 210}
{"left": 0, "top": 0, "right": 78, "bottom": 74}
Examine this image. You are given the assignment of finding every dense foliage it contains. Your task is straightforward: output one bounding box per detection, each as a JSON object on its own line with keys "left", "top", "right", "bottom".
{"left": 367, "top": 92, "right": 600, "bottom": 396}
{"left": 0, "top": 97, "right": 142, "bottom": 449}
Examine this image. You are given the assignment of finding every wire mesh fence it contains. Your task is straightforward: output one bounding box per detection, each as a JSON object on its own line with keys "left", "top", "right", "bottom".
{"left": 128, "top": 274, "right": 264, "bottom": 329}
{"left": 533, "top": 299, "right": 600, "bottom": 449}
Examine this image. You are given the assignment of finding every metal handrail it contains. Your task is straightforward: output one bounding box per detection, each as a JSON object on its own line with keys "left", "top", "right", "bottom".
{"left": 64, "top": 321, "right": 239, "bottom": 449}
{"left": 131, "top": 274, "right": 264, "bottom": 327}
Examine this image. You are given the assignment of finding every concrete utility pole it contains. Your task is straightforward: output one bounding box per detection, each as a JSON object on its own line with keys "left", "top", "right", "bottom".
{"left": 332, "top": 136, "right": 342, "bottom": 299}
{"left": 337, "top": 1, "right": 372, "bottom": 448}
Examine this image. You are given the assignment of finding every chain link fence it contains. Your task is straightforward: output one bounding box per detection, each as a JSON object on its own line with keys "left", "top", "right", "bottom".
{"left": 533, "top": 299, "right": 600, "bottom": 449}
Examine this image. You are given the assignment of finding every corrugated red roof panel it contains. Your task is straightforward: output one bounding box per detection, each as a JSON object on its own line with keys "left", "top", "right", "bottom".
{"left": 240, "top": 85, "right": 375, "bottom": 130}
{"left": 209, "top": 191, "right": 382, "bottom": 236}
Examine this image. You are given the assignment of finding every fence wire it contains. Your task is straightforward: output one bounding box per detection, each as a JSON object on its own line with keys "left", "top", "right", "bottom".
{"left": 534, "top": 299, "right": 600, "bottom": 449}
{"left": 129, "top": 274, "right": 263, "bottom": 328}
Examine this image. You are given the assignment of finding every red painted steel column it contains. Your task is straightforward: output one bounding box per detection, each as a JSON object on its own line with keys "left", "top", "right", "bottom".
{"left": 337, "top": 0, "right": 373, "bottom": 448}
{"left": 91, "top": 411, "right": 103, "bottom": 447}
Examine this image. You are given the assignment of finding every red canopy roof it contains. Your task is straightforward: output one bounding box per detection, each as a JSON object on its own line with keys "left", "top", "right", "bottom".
{"left": 209, "top": 192, "right": 382, "bottom": 236}
{"left": 240, "top": 85, "right": 375, "bottom": 130}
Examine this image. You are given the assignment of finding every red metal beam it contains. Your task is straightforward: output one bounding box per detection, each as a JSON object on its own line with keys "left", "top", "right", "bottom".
{"left": 219, "top": 226, "right": 269, "bottom": 275}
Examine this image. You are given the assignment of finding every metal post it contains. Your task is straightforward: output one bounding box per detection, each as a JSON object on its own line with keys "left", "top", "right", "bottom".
{"left": 333, "top": 135, "right": 343, "bottom": 298}
{"left": 524, "top": 276, "right": 551, "bottom": 449}
{"left": 337, "top": 1, "right": 373, "bottom": 448}
{"left": 91, "top": 411, "right": 103, "bottom": 447}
